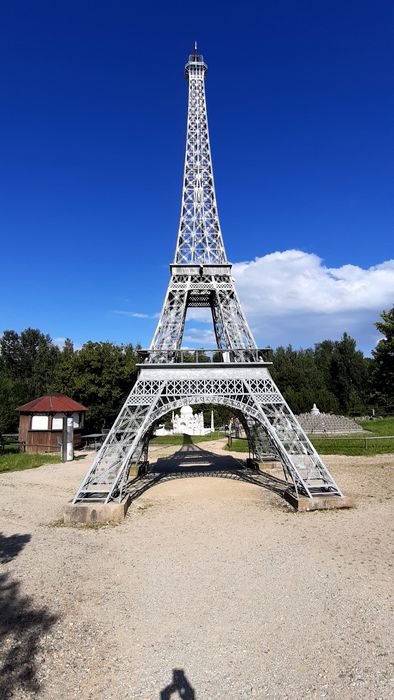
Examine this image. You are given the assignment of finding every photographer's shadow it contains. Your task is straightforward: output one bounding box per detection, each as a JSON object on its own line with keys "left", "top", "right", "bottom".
{"left": 160, "top": 668, "right": 195, "bottom": 699}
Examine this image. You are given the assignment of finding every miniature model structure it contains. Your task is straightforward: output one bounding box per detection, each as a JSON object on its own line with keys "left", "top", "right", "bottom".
{"left": 297, "top": 405, "right": 364, "bottom": 435}
{"left": 154, "top": 406, "right": 213, "bottom": 436}
{"left": 16, "top": 394, "right": 86, "bottom": 453}
{"left": 66, "top": 47, "right": 350, "bottom": 522}
{"left": 172, "top": 405, "right": 211, "bottom": 436}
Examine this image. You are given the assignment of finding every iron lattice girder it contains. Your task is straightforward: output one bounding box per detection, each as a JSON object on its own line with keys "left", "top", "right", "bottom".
{"left": 72, "top": 364, "right": 343, "bottom": 505}
{"left": 175, "top": 54, "right": 226, "bottom": 265}
{"left": 150, "top": 265, "right": 256, "bottom": 353}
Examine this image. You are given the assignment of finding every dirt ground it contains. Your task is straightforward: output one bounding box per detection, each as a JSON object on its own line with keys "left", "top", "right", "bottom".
{"left": 0, "top": 441, "right": 393, "bottom": 699}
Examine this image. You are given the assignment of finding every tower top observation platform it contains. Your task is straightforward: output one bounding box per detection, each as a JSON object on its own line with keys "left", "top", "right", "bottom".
{"left": 185, "top": 43, "right": 207, "bottom": 78}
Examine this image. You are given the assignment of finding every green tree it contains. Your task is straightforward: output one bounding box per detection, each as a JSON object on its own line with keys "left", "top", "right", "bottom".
{"left": 0, "top": 328, "right": 59, "bottom": 388}
{"left": 372, "top": 306, "right": 394, "bottom": 410}
{"left": 51, "top": 341, "right": 139, "bottom": 431}
{"left": 179, "top": 350, "right": 211, "bottom": 362}
{"left": 0, "top": 373, "right": 23, "bottom": 434}
{"left": 194, "top": 403, "right": 232, "bottom": 427}
{"left": 0, "top": 328, "right": 60, "bottom": 432}
{"left": 270, "top": 345, "right": 338, "bottom": 414}
{"left": 269, "top": 337, "right": 370, "bottom": 415}
{"left": 329, "top": 333, "right": 368, "bottom": 413}
{"left": 181, "top": 351, "right": 196, "bottom": 363}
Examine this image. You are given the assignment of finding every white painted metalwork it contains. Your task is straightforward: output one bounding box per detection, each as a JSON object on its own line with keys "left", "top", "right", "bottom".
{"left": 72, "top": 47, "right": 344, "bottom": 506}
{"left": 175, "top": 48, "right": 226, "bottom": 265}
{"left": 151, "top": 47, "right": 255, "bottom": 354}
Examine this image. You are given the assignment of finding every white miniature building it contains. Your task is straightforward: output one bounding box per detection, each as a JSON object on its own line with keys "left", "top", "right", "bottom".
{"left": 172, "top": 405, "right": 213, "bottom": 436}
{"left": 154, "top": 405, "right": 214, "bottom": 437}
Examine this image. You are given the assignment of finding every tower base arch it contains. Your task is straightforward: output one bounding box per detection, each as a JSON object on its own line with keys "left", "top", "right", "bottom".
{"left": 71, "top": 361, "right": 344, "bottom": 507}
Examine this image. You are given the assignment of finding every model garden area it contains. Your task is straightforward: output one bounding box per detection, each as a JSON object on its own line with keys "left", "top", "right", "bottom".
{"left": 1, "top": 305, "right": 393, "bottom": 679}
{"left": 1, "top": 22, "right": 393, "bottom": 699}
{"left": 1, "top": 349, "right": 393, "bottom": 698}
{"left": 1, "top": 309, "right": 393, "bottom": 472}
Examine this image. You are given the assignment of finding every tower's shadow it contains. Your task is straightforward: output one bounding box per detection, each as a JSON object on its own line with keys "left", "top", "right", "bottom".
{"left": 125, "top": 439, "right": 289, "bottom": 503}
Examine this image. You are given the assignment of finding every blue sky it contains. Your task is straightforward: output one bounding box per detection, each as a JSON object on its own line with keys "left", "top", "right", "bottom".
{"left": 0, "top": 0, "right": 393, "bottom": 354}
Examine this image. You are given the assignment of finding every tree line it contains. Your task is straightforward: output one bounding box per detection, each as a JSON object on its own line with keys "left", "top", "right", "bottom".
{"left": 0, "top": 307, "right": 392, "bottom": 434}
{"left": 0, "top": 332, "right": 140, "bottom": 434}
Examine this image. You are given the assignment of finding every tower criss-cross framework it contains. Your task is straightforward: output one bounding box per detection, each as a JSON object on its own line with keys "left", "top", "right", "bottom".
{"left": 71, "top": 47, "right": 347, "bottom": 510}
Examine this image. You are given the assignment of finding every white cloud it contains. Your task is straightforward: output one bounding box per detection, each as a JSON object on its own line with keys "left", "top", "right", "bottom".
{"left": 53, "top": 337, "right": 67, "bottom": 349}
{"left": 113, "top": 252, "right": 394, "bottom": 353}
{"left": 113, "top": 310, "right": 159, "bottom": 319}
{"left": 233, "top": 251, "right": 394, "bottom": 315}
{"left": 183, "top": 328, "right": 217, "bottom": 346}
{"left": 185, "top": 307, "right": 212, "bottom": 322}
{"left": 231, "top": 251, "right": 394, "bottom": 352}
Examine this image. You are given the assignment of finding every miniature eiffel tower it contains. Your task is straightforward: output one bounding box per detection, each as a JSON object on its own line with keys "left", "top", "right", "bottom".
{"left": 69, "top": 47, "right": 349, "bottom": 516}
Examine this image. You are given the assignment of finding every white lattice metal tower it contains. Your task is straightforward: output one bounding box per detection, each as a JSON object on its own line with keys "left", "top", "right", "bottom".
{"left": 70, "top": 47, "right": 348, "bottom": 512}
{"left": 151, "top": 47, "right": 255, "bottom": 356}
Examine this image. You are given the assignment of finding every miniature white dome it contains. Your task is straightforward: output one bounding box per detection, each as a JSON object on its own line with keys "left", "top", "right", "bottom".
{"left": 311, "top": 403, "right": 320, "bottom": 415}
{"left": 180, "top": 405, "right": 193, "bottom": 416}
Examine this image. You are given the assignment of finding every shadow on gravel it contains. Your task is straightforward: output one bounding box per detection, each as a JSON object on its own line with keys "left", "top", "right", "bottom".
{"left": 125, "top": 444, "right": 289, "bottom": 505}
{"left": 0, "top": 532, "right": 58, "bottom": 699}
{"left": 160, "top": 668, "right": 195, "bottom": 699}
{"left": 0, "top": 532, "right": 31, "bottom": 564}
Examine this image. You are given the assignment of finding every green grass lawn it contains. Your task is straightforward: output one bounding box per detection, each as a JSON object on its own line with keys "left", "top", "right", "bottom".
{"left": 149, "top": 434, "right": 187, "bottom": 446}
{"left": 225, "top": 438, "right": 250, "bottom": 453}
{"left": 310, "top": 435, "right": 394, "bottom": 456}
{"left": 0, "top": 452, "right": 61, "bottom": 474}
{"left": 150, "top": 431, "right": 225, "bottom": 446}
{"left": 226, "top": 417, "right": 394, "bottom": 456}
{"left": 359, "top": 416, "right": 394, "bottom": 435}
{"left": 151, "top": 419, "right": 394, "bottom": 456}
{"left": 313, "top": 416, "right": 394, "bottom": 455}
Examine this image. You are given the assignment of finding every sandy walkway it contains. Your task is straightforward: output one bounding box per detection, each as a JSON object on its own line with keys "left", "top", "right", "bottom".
{"left": 0, "top": 443, "right": 393, "bottom": 699}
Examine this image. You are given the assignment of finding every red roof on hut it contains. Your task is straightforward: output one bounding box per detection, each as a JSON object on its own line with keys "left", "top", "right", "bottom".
{"left": 16, "top": 394, "right": 87, "bottom": 413}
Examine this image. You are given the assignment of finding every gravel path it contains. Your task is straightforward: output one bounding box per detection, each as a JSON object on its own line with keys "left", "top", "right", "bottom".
{"left": 0, "top": 443, "right": 393, "bottom": 699}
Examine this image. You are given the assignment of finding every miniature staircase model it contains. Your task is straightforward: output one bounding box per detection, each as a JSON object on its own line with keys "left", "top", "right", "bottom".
{"left": 70, "top": 47, "right": 349, "bottom": 515}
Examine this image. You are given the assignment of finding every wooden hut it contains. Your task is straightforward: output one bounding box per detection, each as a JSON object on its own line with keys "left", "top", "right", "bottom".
{"left": 16, "top": 394, "right": 87, "bottom": 454}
